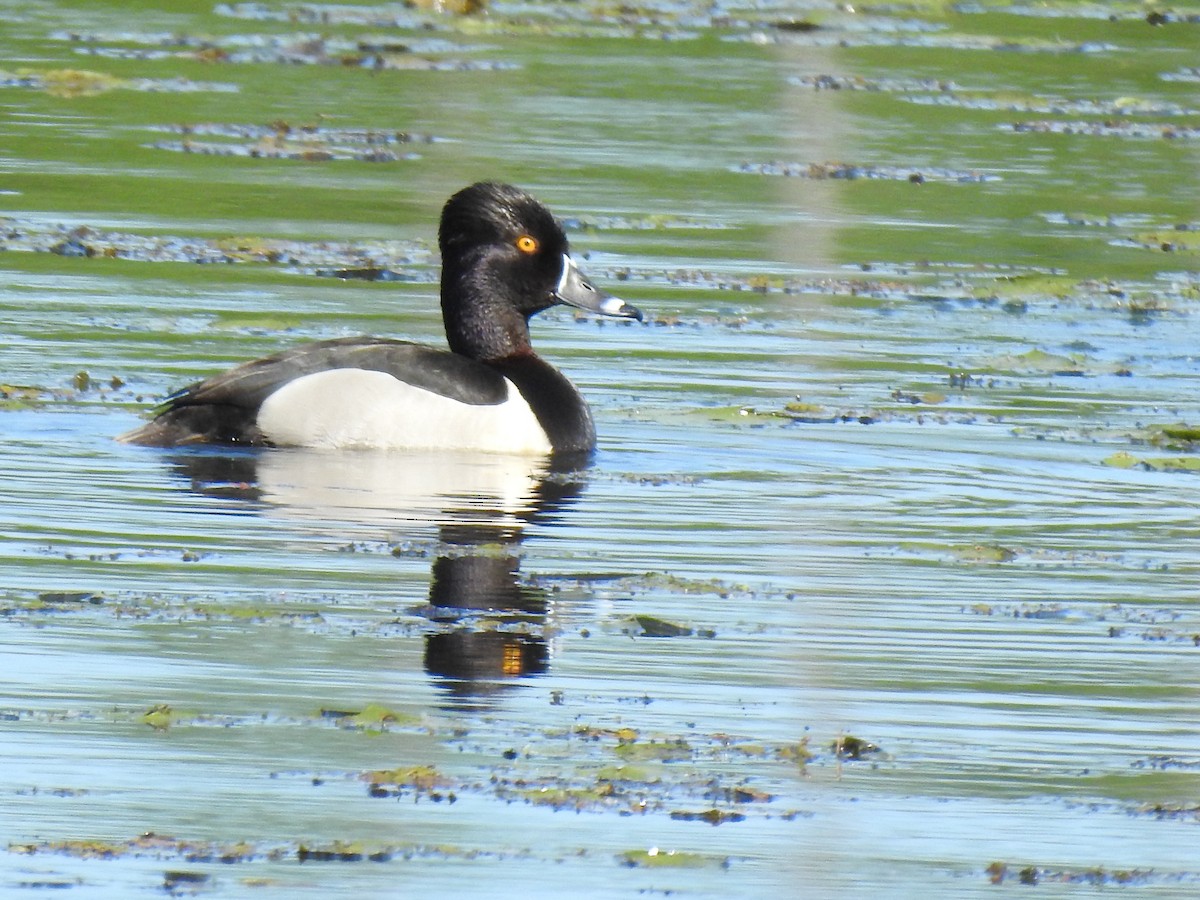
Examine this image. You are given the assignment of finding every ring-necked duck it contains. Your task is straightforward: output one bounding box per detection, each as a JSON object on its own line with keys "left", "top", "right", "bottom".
{"left": 119, "top": 182, "right": 642, "bottom": 455}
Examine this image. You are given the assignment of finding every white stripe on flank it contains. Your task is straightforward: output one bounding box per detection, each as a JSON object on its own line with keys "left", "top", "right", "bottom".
{"left": 256, "top": 368, "right": 553, "bottom": 454}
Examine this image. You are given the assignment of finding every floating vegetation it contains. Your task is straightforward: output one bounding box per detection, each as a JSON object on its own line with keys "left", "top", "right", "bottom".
{"left": 0, "top": 383, "right": 53, "bottom": 408}
{"left": 162, "top": 870, "right": 210, "bottom": 893}
{"left": 623, "top": 614, "right": 697, "bottom": 638}
{"left": 11, "top": 213, "right": 1187, "bottom": 318}
{"left": 361, "top": 765, "right": 451, "bottom": 798}
{"left": 2, "top": 375, "right": 139, "bottom": 409}
{"left": 968, "top": 603, "right": 1078, "bottom": 624}
{"left": 983, "top": 348, "right": 1088, "bottom": 376}
{"left": 772, "top": 14, "right": 946, "bottom": 35}
{"left": 203, "top": 0, "right": 1138, "bottom": 48}
{"left": 612, "top": 738, "right": 694, "bottom": 763}
{"left": 1161, "top": 66, "right": 1200, "bottom": 83}
{"left": 294, "top": 842, "right": 525, "bottom": 863}
{"left": 497, "top": 779, "right": 632, "bottom": 813}
{"left": 1135, "top": 803, "right": 1200, "bottom": 822}
{"left": 788, "top": 73, "right": 1200, "bottom": 120}
{"left": 1114, "top": 223, "right": 1200, "bottom": 254}
{"left": 1042, "top": 211, "right": 1148, "bottom": 230}
{"left": 10, "top": 833, "right": 273, "bottom": 864}
{"left": 740, "top": 28, "right": 1113, "bottom": 53}
{"left": 332, "top": 721, "right": 808, "bottom": 817}
{"left": 965, "top": 601, "right": 1200, "bottom": 645}
{"left": 10, "top": 833, "right": 523, "bottom": 865}
{"left": 949, "top": 543, "right": 1018, "bottom": 564}
{"left": 51, "top": 29, "right": 514, "bottom": 71}
{"left": 985, "top": 861, "right": 1170, "bottom": 887}
{"left": 1008, "top": 120, "right": 1200, "bottom": 140}
{"left": 218, "top": 0, "right": 698, "bottom": 39}
{"left": 37, "top": 590, "right": 105, "bottom": 605}
{"left": 1130, "top": 755, "right": 1200, "bottom": 771}
{"left": 325, "top": 703, "right": 421, "bottom": 730}
{"left": 146, "top": 121, "right": 441, "bottom": 162}
{"left": 296, "top": 842, "right": 394, "bottom": 863}
{"left": 669, "top": 808, "right": 746, "bottom": 824}
{"left": 600, "top": 266, "right": 916, "bottom": 300}
{"left": 489, "top": 761, "right": 783, "bottom": 817}
{"left": 905, "top": 92, "right": 1199, "bottom": 117}
{"left": 890, "top": 389, "right": 947, "bottom": 406}
{"left": 0, "top": 67, "right": 236, "bottom": 96}
{"left": 662, "top": 402, "right": 924, "bottom": 429}
{"left": 535, "top": 570, "right": 754, "bottom": 599}
{"left": 560, "top": 214, "right": 732, "bottom": 232}
{"left": 831, "top": 735, "right": 883, "bottom": 761}
{"left": 665, "top": 387, "right": 1028, "bottom": 429}
{"left": 0, "top": 216, "right": 427, "bottom": 274}
{"left": 1040, "top": 213, "right": 1200, "bottom": 258}
{"left": 789, "top": 73, "right": 958, "bottom": 93}
{"left": 973, "top": 2, "right": 1200, "bottom": 23}
{"left": 214, "top": 1, "right": 463, "bottom": 26}
{"left": 1137, "top": 423, "right": 1200, "bottom": 451}
{"left": 620, "top": 848, "right": 729, "bottom": 868}
{"left": 1102, "top": 451, "right": 1200, "bottom": 473}
{"left": 141, "top": 704, "right": 183, "bottom": 731}
{"left": 0, "top": 698, "right": 433, "bottom": 734}
{"left": 707, "top": 784, "right": 773, "bottom": 804}
{"left": 734, "top": 161, "right": 1000, "bottom": 183}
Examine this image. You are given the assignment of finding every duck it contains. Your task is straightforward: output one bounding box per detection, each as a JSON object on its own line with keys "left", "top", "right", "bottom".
{"left": 119, "top": 182, "right": 643, "bottom": 456}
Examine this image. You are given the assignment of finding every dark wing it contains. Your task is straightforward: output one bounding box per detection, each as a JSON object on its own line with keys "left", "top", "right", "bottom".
{"left": 120, "top": 336, "right": 509, "bottom": 447}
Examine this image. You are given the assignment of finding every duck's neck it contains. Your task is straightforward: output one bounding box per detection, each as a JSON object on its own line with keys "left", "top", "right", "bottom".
{"left": 440, "top": 256, "right": 596, "bottom": 454}
{"left": 441, "top": 258, "right": 535, "bottom": 361}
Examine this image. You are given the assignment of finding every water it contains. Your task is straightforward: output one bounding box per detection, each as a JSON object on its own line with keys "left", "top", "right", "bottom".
{"left": 2, "top": 0, "right": 1199, "bottom": 895}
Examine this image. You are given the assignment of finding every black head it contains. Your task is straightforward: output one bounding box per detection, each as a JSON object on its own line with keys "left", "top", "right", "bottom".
{"left": 437, "top": 183, "right": 640, "bottom": 361}
{"left": 439, "top": 182, "right": 568, "bottom": 324}
{"left": 440, "top": 182, "right": 568, "bottom": 262}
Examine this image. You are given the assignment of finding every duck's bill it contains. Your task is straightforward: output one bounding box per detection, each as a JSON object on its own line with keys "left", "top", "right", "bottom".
{"left": 553, "top": 254, "right": 643, "bottom": 321}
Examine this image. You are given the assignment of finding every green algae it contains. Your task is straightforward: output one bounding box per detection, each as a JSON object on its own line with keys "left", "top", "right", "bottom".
{"left": 334, "top": 703, "right": 421, "bottom": 730}
{"left": 986, "top": 861, "right": 1161, "bottom": 887}
{"left": 626, "top": 614, "right": 694, "bottom": 638}
{"left": 985, "top": 348, "right": 1087, "bottom": 376}
{"left": 613, "top": 739, "right": 694, "bottom": 763}
{"left": 620, "top": 848, "right": 729, "bottom": 868}
{"left": 511, "top": 782, "right": 621, "bottom": 811}
{"left": 832, "top": 735, "right": 884, "bottom": 761}
{"left": 10, "top": 833, "right": 268, "bottom": 863}
{"left": 1103, "top": 451, "right": 1200, "bottom": 473}
{"left": 361, "top": 765, "right": 449, "bottom": 796}
{"left": 669, "top": 808, "right": 746, "bottom": 824}
{"left": 10, "top": 833, "right": 518, "bottom": 866}
{"left": 950, "top": 543, "right": 1019, "bottom": 564}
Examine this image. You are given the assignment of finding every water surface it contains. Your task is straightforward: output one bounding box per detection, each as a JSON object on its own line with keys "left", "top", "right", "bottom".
{"left": 2, "top": 0, "right": 1199, "bottom": 896}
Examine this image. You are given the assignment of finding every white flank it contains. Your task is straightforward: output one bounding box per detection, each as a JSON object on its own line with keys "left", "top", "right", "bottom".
{"left": 255, "top": 368, "right": 553, "bottom": 454}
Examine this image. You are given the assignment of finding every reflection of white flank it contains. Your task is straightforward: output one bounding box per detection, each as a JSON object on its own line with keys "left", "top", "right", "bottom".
{"left": 255, "top": 447, "right": 551, "bottom": 533}
{"left": 257, "top": 368, "right": 553, "bottom": 454}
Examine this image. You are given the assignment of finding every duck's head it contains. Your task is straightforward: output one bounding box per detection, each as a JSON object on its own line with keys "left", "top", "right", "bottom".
{"left": 439, "top": 182, "right": 642, "bottom": 360}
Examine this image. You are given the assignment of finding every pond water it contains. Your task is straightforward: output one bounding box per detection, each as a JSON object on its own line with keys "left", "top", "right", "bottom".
{"left": 2, "top": 0, "right": 1199, "bottom": 896}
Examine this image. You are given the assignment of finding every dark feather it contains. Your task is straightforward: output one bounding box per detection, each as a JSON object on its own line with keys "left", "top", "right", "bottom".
{"left": 120, "top": 336, "right": 510, "bottom": 447}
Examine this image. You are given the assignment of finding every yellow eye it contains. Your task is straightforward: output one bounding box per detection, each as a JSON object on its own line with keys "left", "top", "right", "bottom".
{"left": 515, "top": 235, "right": 539, "bottom": 254}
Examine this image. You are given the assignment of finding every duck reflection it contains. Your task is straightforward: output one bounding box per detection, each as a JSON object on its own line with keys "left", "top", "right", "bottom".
{"left": 423, "top": 527, "right": 551, "bottom": 694}
{"left": 163, "top": 447, "right": 587, "bottom": 703}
